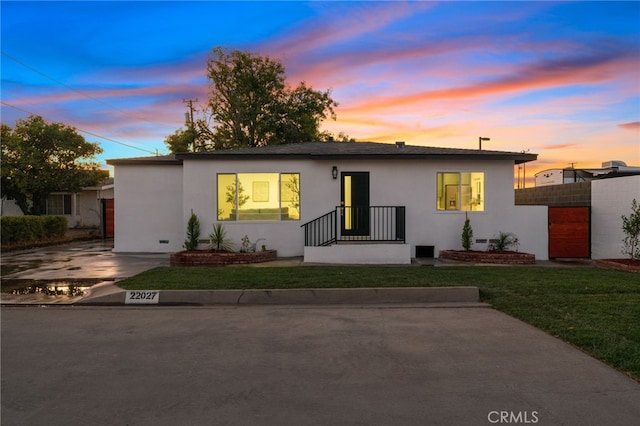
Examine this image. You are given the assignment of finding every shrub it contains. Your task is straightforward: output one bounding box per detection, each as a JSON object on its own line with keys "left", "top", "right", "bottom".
{"left": 183, "top": 210, "right": 201, "bottom": 251}
{"left": 209, "top": 223, "right": 234, "bottom": 252}
{"left": 489, "top": 231, "right": 518, "bottom": 252}
{"left": 621, "top": 198, "right": 640, "bottom": 260}
{"left": 0, "top": 215, "right": 68, "bottom": 244}
{"left": 43, "top": 216, "right": 67, "bottom": 238}
{"left": 461, "top": 213, "right": 473, "bottom": 251}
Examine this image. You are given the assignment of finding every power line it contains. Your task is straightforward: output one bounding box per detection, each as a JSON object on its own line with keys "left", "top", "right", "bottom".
{"left": 1, "top": 50, "right": 160, "bottom": 127}
{"left": 1, "top": 101, "right": 157, "bottom": 155}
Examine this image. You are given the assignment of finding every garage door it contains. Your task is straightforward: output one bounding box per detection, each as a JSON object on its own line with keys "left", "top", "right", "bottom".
{"left": 548, "top": 207, "right": 590, "bottom": 258}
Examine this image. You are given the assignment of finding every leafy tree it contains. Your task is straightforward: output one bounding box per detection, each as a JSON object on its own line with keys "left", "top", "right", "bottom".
{"left": 321, "top": 131, "right": 356, "bottom": 143}
{"left": 621, "top": 198, "right": 640, "bottom": 260}
{"left": 1, "top": 115, "right": 106, "bottom": 215}
{"left": 201, "top": 46, "right": 339, "bottom": 149}
{"left": 164, "top": 127, "right": 200, "bottom": 153}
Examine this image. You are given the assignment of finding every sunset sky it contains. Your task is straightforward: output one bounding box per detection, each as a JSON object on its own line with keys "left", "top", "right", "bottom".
{"left": 2, "top": 1, "right": 639, "bottom": 182}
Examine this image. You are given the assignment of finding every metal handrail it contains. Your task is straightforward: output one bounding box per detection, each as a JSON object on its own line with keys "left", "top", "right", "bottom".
{"left": 301, "top": 206, "right": 405, "bottom": 246}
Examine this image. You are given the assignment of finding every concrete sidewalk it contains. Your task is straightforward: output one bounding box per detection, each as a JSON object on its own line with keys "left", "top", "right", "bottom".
{"left": 76, "top": 283, "right": 483, "bottom": 306}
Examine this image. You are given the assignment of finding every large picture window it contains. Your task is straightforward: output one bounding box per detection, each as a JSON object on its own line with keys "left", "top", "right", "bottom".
{"left": 217, "top": 173, "right": 300, "bottom": 221}
{"left": 436, "top": 172, "right": 484, "bottom": 211}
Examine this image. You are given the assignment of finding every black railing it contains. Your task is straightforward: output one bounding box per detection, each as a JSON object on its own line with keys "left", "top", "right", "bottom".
{"left": 301, "top": 209, "right": 337, "bottom": 247}
{"left": 301, "top": 206, "right": 406, "bottom": 247}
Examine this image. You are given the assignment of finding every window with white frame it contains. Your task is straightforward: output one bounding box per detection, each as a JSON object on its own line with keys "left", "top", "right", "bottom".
{"left": 436, "top": 172, "right": 485, "bottom": 211}
{"left": 217, "top": 173, "right": 300, "bottom": 221}
{"left": 46, "top": 194, "right": 72, "bottom": 215}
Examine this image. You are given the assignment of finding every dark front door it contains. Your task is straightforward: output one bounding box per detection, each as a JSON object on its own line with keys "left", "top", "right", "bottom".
{"left": 341, "top": 172, "right": 370, "bottom": 237}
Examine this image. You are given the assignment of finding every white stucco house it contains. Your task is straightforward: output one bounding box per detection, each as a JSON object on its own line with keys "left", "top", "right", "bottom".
{"left": 107, "top": 141, "right": 548, "bottom": 263}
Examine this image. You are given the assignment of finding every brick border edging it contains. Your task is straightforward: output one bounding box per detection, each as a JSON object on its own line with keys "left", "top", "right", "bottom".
{"left": 439, "top": 250, "right": 536, "bottom": 265}
{"left": 170, "top": 250, "right": 278, "bottom": 266}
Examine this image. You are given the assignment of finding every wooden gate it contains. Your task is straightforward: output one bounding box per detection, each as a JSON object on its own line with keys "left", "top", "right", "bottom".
{"left": 548, "top": 207, "right": 590, "bottom": 258}
{"left": 102, "top": 198, "right": 114, "bottom": 238}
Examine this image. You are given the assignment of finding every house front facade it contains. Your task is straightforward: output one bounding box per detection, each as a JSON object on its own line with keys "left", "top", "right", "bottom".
{"left": 108, "top": 142, "right": 548, "bottom": 263}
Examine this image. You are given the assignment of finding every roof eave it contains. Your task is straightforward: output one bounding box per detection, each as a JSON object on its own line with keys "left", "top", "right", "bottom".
{"left": 177, "top": 152, "right": 538, "bottom": 163}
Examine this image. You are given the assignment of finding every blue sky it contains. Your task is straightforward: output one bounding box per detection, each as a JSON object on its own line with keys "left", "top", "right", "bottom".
{"left": 2, "top": 1, "right": 639, "bottom": 179}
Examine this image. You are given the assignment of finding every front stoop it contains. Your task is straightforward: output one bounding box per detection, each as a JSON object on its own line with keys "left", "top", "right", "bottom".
{"left": 304, "top": 243, "right": 411, "bottom": 265}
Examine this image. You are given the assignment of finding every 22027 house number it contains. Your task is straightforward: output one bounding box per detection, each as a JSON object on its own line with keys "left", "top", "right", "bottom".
{"left": 125, "top": 291, "right": 159, "bottom": 304}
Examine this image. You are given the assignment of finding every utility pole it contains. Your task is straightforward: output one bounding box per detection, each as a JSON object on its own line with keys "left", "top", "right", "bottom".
{"left": 521, "top": 149, "right": 530, "bottom": 188}
{"left": 183, "top": 99, "right": 198, "bottom": 151}
{"left": 183, "top": 98, "right": 197, "bottom": 126}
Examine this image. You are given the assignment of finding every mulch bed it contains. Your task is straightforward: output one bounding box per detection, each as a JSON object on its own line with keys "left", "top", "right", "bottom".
{"left": 170, "top": 250, "right": 278, "bottom": 266}
{"left": 439, "top": 250, "right": 536, "bottom": 265}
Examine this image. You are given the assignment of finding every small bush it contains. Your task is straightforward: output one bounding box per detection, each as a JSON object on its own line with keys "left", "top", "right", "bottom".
{"left": 183, "top": 210, "right": 201, "bottom": 251}
{"left": 209, "top": 223, "right": 234, "bottom": 252}
{"left": 461, "top": 213, "right": 473, "bottom": 251}
{"left": 43, "top": 216, "right": 67, "bottom": 238}
{"left": 489, "top": 231, "right": 518, "bottom": 251}
{"left": 621, "top": 199, "right": 640, "bottom": 260}
{"left": 1, "top": 215, "right": 68, "bottom": 245}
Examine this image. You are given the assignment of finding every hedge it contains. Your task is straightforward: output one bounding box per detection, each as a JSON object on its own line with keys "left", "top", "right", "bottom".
{"left": 1, "top": 216, "right": 67, "bottom": 245}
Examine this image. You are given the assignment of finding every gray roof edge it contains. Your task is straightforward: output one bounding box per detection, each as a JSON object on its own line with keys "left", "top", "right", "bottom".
{"left": 110, "top": 143, "right": 538, "bottom": 164}
{"left": 176, "top": 151, "right": 537, "bottom": 163}
{"left": 106, "top": 155, "right": 183, "bottom": 166}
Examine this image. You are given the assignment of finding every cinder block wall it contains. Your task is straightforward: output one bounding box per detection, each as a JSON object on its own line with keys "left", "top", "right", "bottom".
{"left": 515, "top": 182, "right": 591, "bottom": 206}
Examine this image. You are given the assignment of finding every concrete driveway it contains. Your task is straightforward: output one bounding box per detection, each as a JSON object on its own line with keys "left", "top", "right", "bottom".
{"left": 1, "top": 240, "right": 169, "bottom": 304}
{"left": 1, "top": 239, "right": 169, "bottom": 281}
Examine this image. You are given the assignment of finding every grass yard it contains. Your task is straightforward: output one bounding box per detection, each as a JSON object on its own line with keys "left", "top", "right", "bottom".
{"left": 118, "top": 265, "right": 640, "bottom": 381}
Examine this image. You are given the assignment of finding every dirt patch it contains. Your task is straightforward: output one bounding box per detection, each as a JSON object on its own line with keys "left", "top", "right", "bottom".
{"left": 593, "top": 259, "right": 640, "bottom": 273}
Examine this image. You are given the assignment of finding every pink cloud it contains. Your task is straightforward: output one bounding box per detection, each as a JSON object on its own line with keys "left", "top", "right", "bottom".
{"left": 542, "top": 144, "right": 579, "bottom": 150}
{"left": 261, "top": 2, "right": 435, "bottom": 61}
{"left": 618, "top": 121, "right": 640, "bottom": 130}
{"left": 341, "top": 49, "right": 637, "bottom": 113}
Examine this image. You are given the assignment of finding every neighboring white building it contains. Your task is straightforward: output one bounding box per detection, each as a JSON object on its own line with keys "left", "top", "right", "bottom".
{"left": 107, "top": 142, "right": 548, "bottom": 263}
{"left": 535, "top": 160, "right": 640, "bottom": 187}
{"left": 591, "top": 175, "right": 640, "bottom": 259}
{"left": 1, "top": 179, "right": 114, "bottom": 229}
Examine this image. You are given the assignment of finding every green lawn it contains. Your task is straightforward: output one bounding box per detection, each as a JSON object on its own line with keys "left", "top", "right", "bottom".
{"left": 118, "top": 265, "right": 640, "bottom": 381}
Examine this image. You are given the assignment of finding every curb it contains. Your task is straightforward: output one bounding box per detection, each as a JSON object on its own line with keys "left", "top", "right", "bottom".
{"left": 76, "top": 286, "right": 480, "bottom": 306}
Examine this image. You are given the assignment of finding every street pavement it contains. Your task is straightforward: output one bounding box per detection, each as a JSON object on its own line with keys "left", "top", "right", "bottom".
{"left": 1, "top": 240, "right": 638, "bottom": 426}
{"left": 1, "top": 305, "right": 639, "bottom": 426}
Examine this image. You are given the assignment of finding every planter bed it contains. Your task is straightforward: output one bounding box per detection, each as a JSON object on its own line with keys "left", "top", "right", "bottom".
{"left": 439, "top": 250, "right": 535, "bottom": 265}
{"left": 593, "top": 259, "right": 640, "bottom": 273}
{"left": 171, "top": 250, "right": 278, "bottom": 266}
